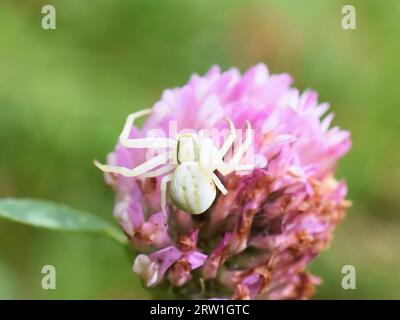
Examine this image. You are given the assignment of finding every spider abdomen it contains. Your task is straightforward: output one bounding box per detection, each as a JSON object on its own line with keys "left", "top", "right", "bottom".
{"left": 169, "top": 162, "right": 216, "bottom": 215}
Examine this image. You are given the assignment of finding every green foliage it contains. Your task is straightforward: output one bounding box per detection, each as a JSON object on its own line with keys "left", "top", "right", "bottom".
{"left": 0, "top": 198, "right": 127, "bottom": 245}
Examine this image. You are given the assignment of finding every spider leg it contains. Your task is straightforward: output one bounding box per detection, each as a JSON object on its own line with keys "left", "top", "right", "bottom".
{"left": 94, "top": 152, "right": 170, "bottom": 177}
{"left": 210, "top": 172, "right": 227, "bottom": 195}
{"left": 198, "top": 120, "right": 236, "bottom": 170}
{"left": 119, "top": 109, "right": 177, "bottom": 148}
{"left": 160, "top": 173, "right": 173, "bottom": 226}
{"left": 216, "top": 121, "right": 253, "bottom": 176}
{"left": 142, "top": 164, "right": 175, "bottom": 178}
{"left": 217, "top": 117, "right": 236, "bottom": 159}
{"left": 199, "top": 136, "right": 217, "bottom": 170}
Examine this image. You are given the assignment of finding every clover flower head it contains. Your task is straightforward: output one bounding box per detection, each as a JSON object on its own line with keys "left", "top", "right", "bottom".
{"left": 102, "top": 63, "right": 351, "bottom": 299}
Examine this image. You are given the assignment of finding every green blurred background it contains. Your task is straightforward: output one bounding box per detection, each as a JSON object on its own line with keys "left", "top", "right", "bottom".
{"left": 0, "top": 0, "right": 399, "bottom": 299}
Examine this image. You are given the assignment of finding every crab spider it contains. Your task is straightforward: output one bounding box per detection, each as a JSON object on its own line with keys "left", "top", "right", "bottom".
{"left": 94, "top": 109, "right": 254, "bottom": 226}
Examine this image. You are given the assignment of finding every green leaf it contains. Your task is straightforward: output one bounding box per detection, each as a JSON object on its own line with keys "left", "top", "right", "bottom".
{"left": 0, "top": 198, "right": 127, "bottom": 245}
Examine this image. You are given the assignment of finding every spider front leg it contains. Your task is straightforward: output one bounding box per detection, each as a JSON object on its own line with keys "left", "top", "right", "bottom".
{"left": 198, "top": 136, "right": 228, "bottom": 195}
{"left": 142, "top": 164, "right": 175, "bottom": 178}
{"left": 199, "top": 117, "right": 236, "bottom": 172}
{"left": 160, "top": 173, "right": 173, "bottom": 226}
{"left": 216, "top": 121, "right": 254, "bottom": 176}
{"left": 218, "top": 117, "right": 236, "bottom": 159}
{"left": 210, "top": 172, "right": 228, "bottom": 195}
{"left": 94, "top": 151, "right": 171, "bottom": 177}
{"left": 119, "top": 109, "right": 177, "bottom": 149}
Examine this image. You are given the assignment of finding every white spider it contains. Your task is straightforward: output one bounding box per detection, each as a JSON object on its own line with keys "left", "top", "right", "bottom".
{"left": 94, "top": 109, "right": 254, "bottom": 225}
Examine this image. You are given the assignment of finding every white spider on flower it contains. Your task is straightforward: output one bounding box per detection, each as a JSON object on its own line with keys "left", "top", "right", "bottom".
{"left": 94, "top": 109, "right": 254, "bottom": 225}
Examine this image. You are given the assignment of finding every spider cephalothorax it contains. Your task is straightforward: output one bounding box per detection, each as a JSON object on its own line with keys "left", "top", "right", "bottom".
{"left": 95, "top": 109, "right": 254, "bottom": 225}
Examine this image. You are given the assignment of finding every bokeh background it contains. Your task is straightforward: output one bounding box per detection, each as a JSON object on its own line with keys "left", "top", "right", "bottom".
{"left": 1, "top": 0, "right": 399, "bottom": 299}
